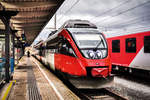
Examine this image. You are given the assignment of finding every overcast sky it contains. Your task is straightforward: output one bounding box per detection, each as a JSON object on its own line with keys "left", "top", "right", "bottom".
{"left": 33, "top": 0, "right": 150, "bottom": 44}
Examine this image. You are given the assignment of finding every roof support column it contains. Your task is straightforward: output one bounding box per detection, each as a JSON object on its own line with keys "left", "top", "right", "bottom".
{"left": 11, "top": 31, "right": 16, "bottom": 72}
{"left": 5, "top": 17, "right": 11, "bottom": 83}
{"left": 0, "top": 11, "right": 18, "bottom": 83}
{"left": 0, "top": 15, "right": 11, "bottom": 83}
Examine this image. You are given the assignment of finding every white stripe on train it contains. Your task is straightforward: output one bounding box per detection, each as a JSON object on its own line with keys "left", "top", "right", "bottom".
{"left": 129, "top": 47, "right": 150, "bottom": 70}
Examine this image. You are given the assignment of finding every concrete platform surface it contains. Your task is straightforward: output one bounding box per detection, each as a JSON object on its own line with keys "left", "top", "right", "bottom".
{"left": 8, "top": 56, "right": 80, "bottom": 100}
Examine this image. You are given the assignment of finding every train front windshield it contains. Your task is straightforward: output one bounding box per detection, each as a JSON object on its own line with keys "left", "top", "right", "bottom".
{"left": 68, "top": 28, "right": 108, "bottom": 59}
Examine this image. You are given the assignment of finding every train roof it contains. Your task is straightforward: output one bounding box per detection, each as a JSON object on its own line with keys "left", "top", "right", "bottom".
{"left": 44, "top": 20, "right": 99, "bottom": 43}
{"left": 60, "top": 19, "right": 97, "bottom": 29}
{"left": 67, "top": 28, "right": 99, "bottom": 33}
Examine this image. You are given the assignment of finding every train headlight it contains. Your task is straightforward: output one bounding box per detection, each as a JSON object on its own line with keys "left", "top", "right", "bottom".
{"left": 96, "top": 50, "right": 103, "bottom": 59}
{"left": 88, "top": 50, "right": 95, "bottom": 59}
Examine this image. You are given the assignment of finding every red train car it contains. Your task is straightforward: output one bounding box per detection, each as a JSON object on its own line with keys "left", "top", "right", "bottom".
{"left": 35, "top": 20, "right": 113, "bottom": 88}
{"left": 106, "top": 29, "right": 150, "bottom": 76}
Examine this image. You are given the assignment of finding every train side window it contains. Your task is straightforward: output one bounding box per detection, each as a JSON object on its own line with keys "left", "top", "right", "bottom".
{"left": 144, "top": 36, "right": 150, "bottom": 53}
{"left": 67, "top": 44, "right": 77, "bottom": 57}
{"left": 59, "top": 43, "right": 67, "bottom": 54}
{"left": 59, "top": 39, "right": 76, "bottom": 57}
{"left": 126, "top": 38, "right": 136, "bottom": 53}
{"left": 112, "top": 40, "right": 120, "bottom": 52}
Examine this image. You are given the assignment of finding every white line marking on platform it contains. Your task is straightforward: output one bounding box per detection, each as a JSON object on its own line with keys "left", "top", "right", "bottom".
{"left": 34, "top": 60, "right": 64, "bottom": 100}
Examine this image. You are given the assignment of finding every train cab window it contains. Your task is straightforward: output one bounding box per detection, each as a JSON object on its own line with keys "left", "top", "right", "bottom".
{"left": 59, "top": 39, "right": 76, "bottom": 57}
{"left": 126, "top": 38, "right": 136, "bottom": 53}
{"left": 112, "top": 40, "right": 120, "bottom": 52}
{"left": 144, "top": 36, "right": 150, "bottom": 53}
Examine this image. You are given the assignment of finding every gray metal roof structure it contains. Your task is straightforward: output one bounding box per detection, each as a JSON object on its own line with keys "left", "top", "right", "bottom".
{"left": 0, "top": 0, "right": 64, "bottom": 45}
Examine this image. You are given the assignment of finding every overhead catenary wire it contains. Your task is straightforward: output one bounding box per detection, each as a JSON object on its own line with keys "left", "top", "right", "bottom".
{"left": 100, "top": 15, "right": 150, "bottom": 32}
{"left": 94, "top": 0, "right": 150, "bottom": 24}
{"left": 99, "top": 18, "right": 150, "bottom": 32}
{"left": 57, "top": 0, "right": 71, "bottom": 21}
{"left": 104, "top": 25, "right": 150, "bottom": 34}
{"left": 57, "top": 0, "right": 129, "bottom": 30}
{"left": 90, "top": 0, "right": 131, "bottom": 22}
{"left": 103, "top": 12, "right": 150, "bottom": 29}
{"left": 120, "top": 17, "right": 150, "bottom": 28}
{"left": 98, "top": 2, "right": 150, "bottom": 27}
{"left": 57, "top": 0, "right": 80, "bottom": 23}
{"left": 98, "top": 1, "right": 150, "bottom": 32}
{"left": 98, "top": 8, "right": 150, "bottom": 32}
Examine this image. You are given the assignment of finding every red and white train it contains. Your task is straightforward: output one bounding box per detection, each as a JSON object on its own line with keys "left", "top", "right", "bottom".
{"left": 34, "top": 20, "right": 113, "bottom": 88}
{"left": 106, "top": 29, "right": 150, "bottom": 76}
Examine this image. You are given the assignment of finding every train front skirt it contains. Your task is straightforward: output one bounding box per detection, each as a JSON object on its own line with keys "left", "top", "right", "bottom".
{"left": 68, "top": 75, "right": 114, "bottom": 89}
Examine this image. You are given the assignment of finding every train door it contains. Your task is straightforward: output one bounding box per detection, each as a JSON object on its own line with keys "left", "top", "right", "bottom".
{"left": 111, "top": 39, "right": 121, "bottom": 65}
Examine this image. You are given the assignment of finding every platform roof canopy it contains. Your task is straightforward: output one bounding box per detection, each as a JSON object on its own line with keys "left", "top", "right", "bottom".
{"left": 0, "top": 0, "right": 64, "bottom": 45}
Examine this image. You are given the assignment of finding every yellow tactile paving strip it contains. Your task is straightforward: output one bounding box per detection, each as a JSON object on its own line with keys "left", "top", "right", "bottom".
{"left": 8, "top": 57, "right": 27, "bottom": 100}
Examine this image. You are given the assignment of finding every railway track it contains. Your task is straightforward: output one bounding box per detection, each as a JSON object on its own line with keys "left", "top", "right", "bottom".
{"left": 36, "top": 58, "right": 129, "bottom": 100}
{"left": 78, "top": 88, "right": 128, "bottom": 100}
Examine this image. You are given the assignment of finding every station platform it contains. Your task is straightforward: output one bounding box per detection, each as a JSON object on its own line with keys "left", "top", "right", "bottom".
{"left": 1, "top": 56, "right": 80, "bottom": 100}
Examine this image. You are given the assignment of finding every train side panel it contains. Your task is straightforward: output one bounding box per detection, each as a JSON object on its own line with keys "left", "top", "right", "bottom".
{"left": 55, "top": 54, "right": 86, "bottom": 76}
{"left": 107, "top": 31, "right": 150, "bottom": 71}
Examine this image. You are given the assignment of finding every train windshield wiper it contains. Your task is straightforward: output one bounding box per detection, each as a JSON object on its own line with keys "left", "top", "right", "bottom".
{"left": 93, "top": 35, "right": 105, "bottom": 51}
{"left": 93, "top": 39, "right": 102, "bottom": 51}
